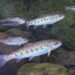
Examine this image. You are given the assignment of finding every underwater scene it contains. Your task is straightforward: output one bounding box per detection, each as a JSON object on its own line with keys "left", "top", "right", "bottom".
{"left": 0, "top": 0, "right": 75, "bottom": 75}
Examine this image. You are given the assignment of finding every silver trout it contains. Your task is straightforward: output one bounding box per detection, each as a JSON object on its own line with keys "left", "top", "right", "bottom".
{"left": 27, "top": 13, "right": 65, "bottom": 28}
{"left": 0, "top": 37, "right": 29, "bottom": 46}
{"left": 0, "top": 39, "right": 62, "bottom": 67}
{"left": 0, "top": 17, "right": 25, "bottom": 26}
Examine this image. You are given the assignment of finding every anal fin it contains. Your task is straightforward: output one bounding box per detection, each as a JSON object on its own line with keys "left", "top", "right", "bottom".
{"left": 48, "top": 50, "right": 51, "bottom": 57}
{"left": 28, "top": 57, "right": 34, "bottom": 61}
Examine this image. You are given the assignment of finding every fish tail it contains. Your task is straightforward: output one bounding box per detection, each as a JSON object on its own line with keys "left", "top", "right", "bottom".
{"left": 0, "top": 55, "right": 7, "bottom": 67}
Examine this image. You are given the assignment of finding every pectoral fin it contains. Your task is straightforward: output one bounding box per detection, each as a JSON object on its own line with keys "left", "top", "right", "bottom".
{"left": 48, "top": 50, "right": 51, "bottom": 57}
{"left": 29, "top": 57, "right": 34, "bottom": 61}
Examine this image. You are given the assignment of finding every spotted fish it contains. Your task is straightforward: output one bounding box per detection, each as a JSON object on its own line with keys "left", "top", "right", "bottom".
{"left": 0, "top": 39, "right": 62, "bottom": 67}
{"left": 0, "top": 17, "right": 25, "bottom": 26}
{"left": 27, "top": 13, "right": 65, "bottom": 28}
{"left": 0, "top": 37, "right": 29, "bottom": 46}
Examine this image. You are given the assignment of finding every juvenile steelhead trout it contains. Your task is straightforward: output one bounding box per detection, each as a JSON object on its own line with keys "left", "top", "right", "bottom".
{"left": 0, "top": 37, "right": 29, "bottom": 46}
{"left": 0, "top": 17, "right": 25, "bottom": 26}
{"left": 27, "top": 13, "right": 65, "bottom": 28}
{"left": 0, "top": 39, "right": 62, "bottom": 67}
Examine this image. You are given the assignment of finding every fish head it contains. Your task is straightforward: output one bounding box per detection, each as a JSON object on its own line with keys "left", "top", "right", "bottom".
{"left": 52, "top": 14, "right": 65, "bottom": 22}
{"left": 47, "top": 40, "right": 62, "bottom": 51}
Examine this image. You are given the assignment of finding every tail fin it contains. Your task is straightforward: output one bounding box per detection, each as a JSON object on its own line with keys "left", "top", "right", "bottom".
{"left": 0, "top": 55, "right": 7, "bottom": 67}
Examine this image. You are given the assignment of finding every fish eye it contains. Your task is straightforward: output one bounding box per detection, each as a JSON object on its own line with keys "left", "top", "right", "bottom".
{"left": 55, "top": 42, "right": 58, "bottom": 44}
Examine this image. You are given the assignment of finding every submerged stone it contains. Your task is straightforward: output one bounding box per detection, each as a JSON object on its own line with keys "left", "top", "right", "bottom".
{"left": 5, "top": 28, "right": 32, "bottom": 38}
{"left": 18, "top": 63, "right": 70, "bottom": 75}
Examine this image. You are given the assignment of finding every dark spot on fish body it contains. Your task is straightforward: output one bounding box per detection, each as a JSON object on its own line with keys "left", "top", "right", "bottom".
{"left": 44, "top": 43, "right": 49, "bottom": 47}
{"left": 38, "top": 20, "right": 39, "bottom": 23}
{"left": 30, "top": 49, "right": 33, "bottom": 52}
{"left": 46, "top": 18, "right": 48, "bottom": 20}
{"left": 40, "top": 46, "right": 44, "bottom": 50}
{"left": 15, "top": 52, "right": 21, "bottom": 58}
{"left": 21, "top": 51, "right": 24, "bottom": 55}
{"left": 35, "top": 47, "right": 39, "bottom": 51}
{"left": 26, "top": 50, "right": 28, "bottom": 54}
{"left": 55, "top": 42, "right": 58, "bottom": 45}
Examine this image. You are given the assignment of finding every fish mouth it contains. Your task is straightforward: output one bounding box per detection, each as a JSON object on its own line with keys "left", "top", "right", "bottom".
{"left": 48, "top": 41, "right": 62, "bottom": 56}
{"left": 49, "top": 41, "right": 62, "bottom": 50}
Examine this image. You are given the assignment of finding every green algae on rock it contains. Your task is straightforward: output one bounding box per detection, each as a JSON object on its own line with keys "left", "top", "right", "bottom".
{"left": 18, "top": 63, "right": 70, "bottom": 75}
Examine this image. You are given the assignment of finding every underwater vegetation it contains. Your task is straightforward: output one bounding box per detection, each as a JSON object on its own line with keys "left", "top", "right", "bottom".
{"left": 0, "top": 0, "right": 75, "bottom": 75}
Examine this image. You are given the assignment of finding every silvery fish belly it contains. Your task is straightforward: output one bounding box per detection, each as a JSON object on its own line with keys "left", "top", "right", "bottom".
{"left": 0, "top": 39, "right": 62, "bottom": 67}
{"left": 0, "top": 37, "right": 29, "bottom": 46}
{"left": 27, "top": 13, "right": 65, "bottom": 28}
{"left": 0, "top": 17, "right": 25, "bottom": 26}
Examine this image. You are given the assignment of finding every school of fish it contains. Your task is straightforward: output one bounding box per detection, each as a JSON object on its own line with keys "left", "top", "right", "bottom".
{"left": 0, "top": 13, "right": 65, "bottom": 67}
